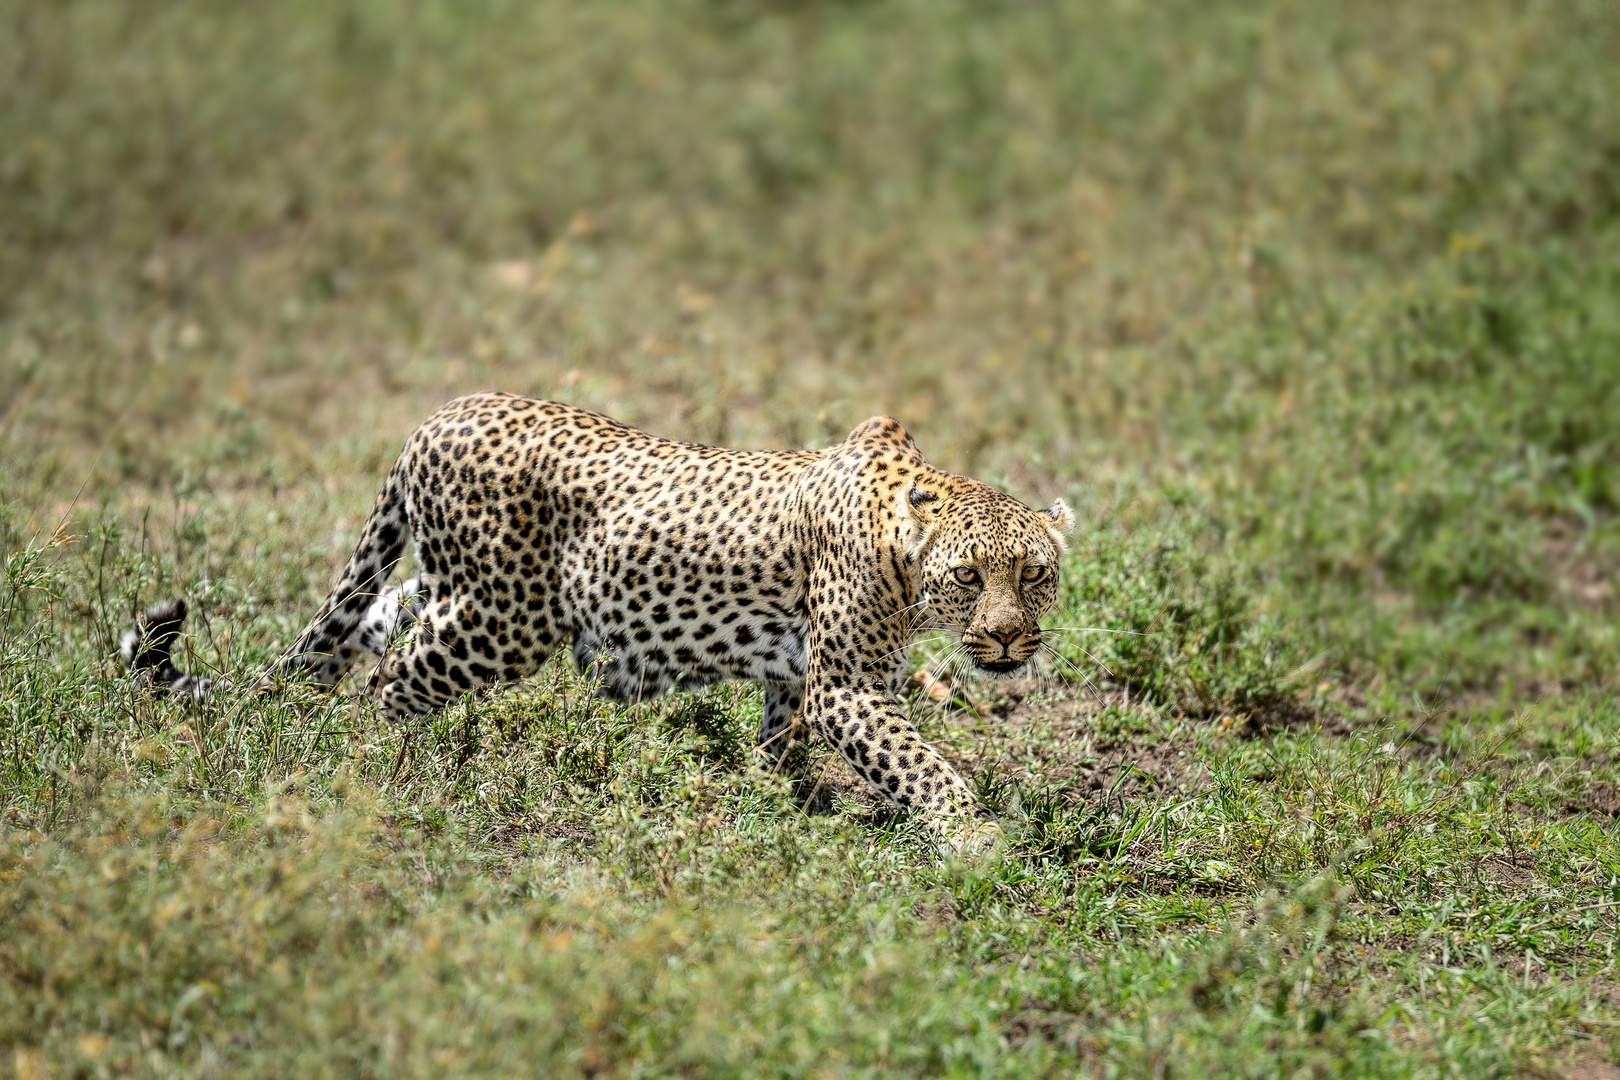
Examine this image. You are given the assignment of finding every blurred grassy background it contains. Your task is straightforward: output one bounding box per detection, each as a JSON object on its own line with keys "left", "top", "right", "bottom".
{"left": 4, "top": 1, "right": 1620, "bottom": 1075}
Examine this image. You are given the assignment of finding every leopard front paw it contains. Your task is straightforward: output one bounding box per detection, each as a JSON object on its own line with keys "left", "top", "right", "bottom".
{"left": 941, "top": 818, "right": 1006, "bottom": 861}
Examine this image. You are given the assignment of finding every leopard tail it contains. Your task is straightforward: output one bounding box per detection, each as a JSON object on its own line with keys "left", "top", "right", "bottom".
{"left": 121, "top": 599, "right": 218, "bottom": 702}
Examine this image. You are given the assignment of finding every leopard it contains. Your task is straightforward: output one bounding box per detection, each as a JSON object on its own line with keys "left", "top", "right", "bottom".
{"left": 125, "top": 392, "right": 1073, "bottom": 851}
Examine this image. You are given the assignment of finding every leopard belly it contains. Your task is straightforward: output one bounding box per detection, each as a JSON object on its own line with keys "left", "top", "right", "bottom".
{"left": 568, "top": 612, "right": 809, "bottom": 702}
{"left": 555, "top": 529, "right": 810, "bottom": 702}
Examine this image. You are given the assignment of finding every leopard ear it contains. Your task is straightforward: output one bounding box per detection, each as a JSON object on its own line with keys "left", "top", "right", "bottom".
{"left": 896, "top": 483, "right": 942, "bottom": 558}
{"left": 905, "top": 484, "right": 941, "bottom": 516}
{"left": 1041, "top": 498, "right": 1075, "bottom": 547}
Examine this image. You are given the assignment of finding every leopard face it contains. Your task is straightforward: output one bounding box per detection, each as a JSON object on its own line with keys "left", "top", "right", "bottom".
{"left": 903, "top": 485, "right": 1074, "bottom": 676}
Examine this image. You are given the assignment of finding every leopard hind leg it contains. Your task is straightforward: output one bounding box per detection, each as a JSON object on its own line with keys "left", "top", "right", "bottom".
{"left": 273, "top": 464, "right": 410, "bottom": 689}
{"left": 758, "top": 679, "right": 828, "bottom": 807}
{"left": 757, "top": 680, "right": 810, "bottom": 777}
{"left": 350, "top": 577, "right": 427, "bottom": 658}
{"left": 374, "top": 585, "right": 557, "bottom": 723}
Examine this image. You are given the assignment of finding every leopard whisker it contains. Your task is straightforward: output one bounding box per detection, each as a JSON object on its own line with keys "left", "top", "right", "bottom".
{"left": 880, "top": 598, "right": 934, "bottom": 628}
{"left": 1041, "top": 641, "right": 1105, "bottom": 702}
{"left": 1043, "top": 626, "right": 1152, "bottom": 637}
{"left": 928, "top": 644, "right": 971, "bottom": 693}
{"left": 1027, "top": 653, "right": 1064, "bottom": 696}
{"left": 1069, "top": 642, "right": 1118, "bottom": 682}
{"left": 909, "top": 644, "right": 968, "bottom": 719}
{"left": 874, "top": 634, "right": 955, "bottom": 665}
{"left": 942, "top": 644, "right": 979, "bottom": 690}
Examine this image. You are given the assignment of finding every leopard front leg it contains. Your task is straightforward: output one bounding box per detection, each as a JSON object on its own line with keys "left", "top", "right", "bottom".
{"left": 803, "top": 674, "right": 1002, "bottom": 856}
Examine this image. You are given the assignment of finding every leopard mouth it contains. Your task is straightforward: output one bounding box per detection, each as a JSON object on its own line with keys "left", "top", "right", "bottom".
{"left": 975, "top": 657, "right": 1026, "bottom": 675}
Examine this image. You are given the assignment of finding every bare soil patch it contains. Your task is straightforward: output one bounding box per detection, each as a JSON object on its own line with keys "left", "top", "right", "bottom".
{"left": 793, "top": 678, "right": 1216, "bottom": 810}
{"left": 1564, "top": 783, "right": 1620, "bottom": 821}
{"left": 955, "top": 680, "right": 1213, "bottom": 801}
{"left": 1564, "top": 1057, "right": 1620, "bottom": 1080}
{"left": 1543, "top": 519, "right": 1619, "bottom": 614}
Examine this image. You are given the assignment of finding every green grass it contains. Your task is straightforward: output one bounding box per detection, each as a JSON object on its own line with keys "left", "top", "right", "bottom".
{"left": 3, "top": 0, "right": 1619, "bottom": 1075}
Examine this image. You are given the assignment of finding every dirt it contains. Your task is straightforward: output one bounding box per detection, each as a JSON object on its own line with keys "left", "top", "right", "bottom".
{"left": 789, "top": 674, "right": 1363, "bottom": 814}
{"left": 1564, "top": 783, "right": 1620, "bottom": 821}
{"left": 948, "top": 680, "right": 1215, "bottom": 802}
{"left": 1564, "top": 1057, "right": 1620, "bottom": 1080}
{"left": 1543, "top": 519, "right": 1619, "bottom": 613}
{"left": 1001, "top": 1005, "right": 1096, "bottom": 1060}
{"left": 800, "top": 670, "right": 1620, "bottom": 842}
{"left": 1477, "top": 852, "right": 1542, "bottom": 890}
{"left": 794, "top": 677, "right": 1214, "bottom": 812}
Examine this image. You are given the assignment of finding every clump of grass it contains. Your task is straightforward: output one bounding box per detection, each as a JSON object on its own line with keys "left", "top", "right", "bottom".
{"left": 1031, "top": 509, "right": 1307, "bottom": 719}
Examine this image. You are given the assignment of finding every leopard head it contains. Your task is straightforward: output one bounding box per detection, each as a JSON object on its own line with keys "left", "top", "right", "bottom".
{"left": 898, "top": 480, "right": 1074, "bottom": 676}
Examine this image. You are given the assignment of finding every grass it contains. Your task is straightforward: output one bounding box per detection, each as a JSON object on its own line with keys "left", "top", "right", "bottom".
{"left": 3, "top": 0, "right": 1619, "bottom": 1075}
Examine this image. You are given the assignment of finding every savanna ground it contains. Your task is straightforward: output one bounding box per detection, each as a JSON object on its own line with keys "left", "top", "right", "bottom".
{"left": 3, "top": 1, "right": 1620, "bottom": 1075}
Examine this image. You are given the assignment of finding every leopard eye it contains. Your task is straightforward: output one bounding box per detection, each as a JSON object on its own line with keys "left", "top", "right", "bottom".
{"left": 951, "top": 566, "right": 981, "bottom": 587}
{"left": 1021, "top": 565, "right": 1050, "bottom": 585}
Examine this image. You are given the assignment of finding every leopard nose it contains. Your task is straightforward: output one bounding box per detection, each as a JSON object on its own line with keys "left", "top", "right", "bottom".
{"left": 986, "top": 627, "right": 1022, "bottom": 646}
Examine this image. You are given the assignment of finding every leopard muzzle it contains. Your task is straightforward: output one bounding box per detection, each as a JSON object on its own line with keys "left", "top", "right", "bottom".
{"left": 962, "top": 624, "right": 1041, "bottom": 675}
